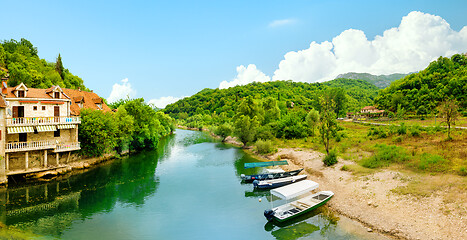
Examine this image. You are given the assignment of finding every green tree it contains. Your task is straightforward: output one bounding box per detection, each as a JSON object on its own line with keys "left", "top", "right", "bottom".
{"left": 306, "top": 108, "right": 320, "bottom": 136}
{"left": 234, "top": 115, "right": 259, "bottom": 147}
{"left": 438, "top": 99, "right": 460, "bottom": 139}
{"left": 332, "top": 87, "right": 347, "bottom": 117}
{"left": 114, "top": 106, "right": 135, "bottom": 153}
{"left": 79, "top": 109, "right": 117, "bottom": 157}
{"left": 319, "top": 93, "right": 339, "bottom": 156}
{"left": 214, "top": 123, "right": 232, "bottom": 142}
{"left": 55, "top": 53, "right": 64, "bottom": 80}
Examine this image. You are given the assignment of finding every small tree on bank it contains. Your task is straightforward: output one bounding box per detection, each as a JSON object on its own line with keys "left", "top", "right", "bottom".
{"left": 214, "top": 123, "right": 232, "bottom": 142}
{"left": 438, "top": 99, "right": 460, "bottom": 139}
{"left": 234, "top": 115, "right": 259, "bottom": 147}
{"left": 318, "top": 93, "right": 339, "bottom": 166}
{"left": 306, "top": 108, "right": 320, "bottom": 136}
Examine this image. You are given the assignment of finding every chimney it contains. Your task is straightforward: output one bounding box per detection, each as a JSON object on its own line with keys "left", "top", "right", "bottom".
{"left": 1, "top": 77, "right": 7, "bottom": 95}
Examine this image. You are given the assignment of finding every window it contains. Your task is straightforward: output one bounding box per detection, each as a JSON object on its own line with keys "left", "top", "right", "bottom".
{"left": 42, "top": 106, "right": 46, "bottom": 111}
{"left": 54, "top": 92, "right": 60, "bottom": 98}
{"left": 34, "top": 128, "right": 38, "bottom": 134}
{"left": 96, "top": 103, "right": 102, "bottom": 110}
{"left": 78, "top": 102, "right": 83, "bottom": 108}
{"left": 54, "top": 129, "right": 60, "bottom": 137}
{"left": 19, "top": 133, "right": 27, "bottom": 142}
{"left": 18, "top": 90, "right": 25, "bottom": 97}
{"left": 33, "top": 106, "right": 38, "bottom": 111}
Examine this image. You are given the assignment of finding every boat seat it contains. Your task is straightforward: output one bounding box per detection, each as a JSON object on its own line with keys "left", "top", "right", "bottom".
{"left": 296, "top": 200, "right": 311, "bottom": 207}
{"left": 290, "top": 202, "right": 306, "bottom": 210}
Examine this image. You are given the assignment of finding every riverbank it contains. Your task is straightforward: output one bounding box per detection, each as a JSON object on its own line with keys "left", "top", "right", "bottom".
{"left": 263, "top": 148, "right": 466, "bottom": 240}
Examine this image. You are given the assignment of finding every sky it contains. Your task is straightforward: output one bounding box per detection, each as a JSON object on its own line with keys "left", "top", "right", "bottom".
{"left": 2, "top": 0, "right": 467, "bottom": 108}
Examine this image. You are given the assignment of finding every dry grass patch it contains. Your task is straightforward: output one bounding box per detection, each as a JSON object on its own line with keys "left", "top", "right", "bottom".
{"left": 305, "top": 167, "right": 324, "bottom": 178}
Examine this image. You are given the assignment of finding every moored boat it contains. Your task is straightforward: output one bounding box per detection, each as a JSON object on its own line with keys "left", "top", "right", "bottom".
{"left": 253, "top": 175, "right": 307, "bottom": 189}
{"left": 264, "top": 184, "right": 334, "bottom": 222}
{"left": 244, "top": 160, "right": 288, "bottom": 169}
{"left": 240, "top": 168, "right": 303, "bottom": 183}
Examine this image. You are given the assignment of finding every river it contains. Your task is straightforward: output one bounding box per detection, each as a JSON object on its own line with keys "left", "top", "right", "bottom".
{"left": 0, "top": 129, "right": 388, "bottom": 239}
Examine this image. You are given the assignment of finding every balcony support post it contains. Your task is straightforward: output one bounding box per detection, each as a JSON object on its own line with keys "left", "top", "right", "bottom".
{"left": 6, "top": 153, "right": 9, "bottom": 171}
{"left": 56, "top": 153, "right": 59, "bottom": 166}
{"left": 25, "top": 152, "right": 29, "bottom": 170}
{"left": 44, "top": 150, "right": 48, "bottom": 168}
{"left": 67, "top": 151, "right": 71, "bottom": 163}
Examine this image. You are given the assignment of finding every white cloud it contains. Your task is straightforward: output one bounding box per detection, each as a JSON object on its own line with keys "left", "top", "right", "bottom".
{"left": 108, "top": 78, "right": 136, "bottom": 103}
{"left": 148, "top": 96, "right": 186, "bottom": 109}
{"left": 272, "top": 11, "right": 467, "bottom": 82}
{"left": 222, "top": 11, "right": 467, "bottom": 87}
{"left": 219, "top": 64, "right": 271, "bottom": 89}
{"left": 268, "top": 18, "right": 297, "bottom": 28}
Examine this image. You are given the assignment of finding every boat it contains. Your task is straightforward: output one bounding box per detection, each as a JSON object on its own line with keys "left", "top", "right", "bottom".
{"left": 253, "top": 175, "right": 307, "bottom": 189}
{"left": 263, "top": 180, "right": 334, "bottom": 222}
{"left": 240, "top": 168, "right": 304, "bottom": 183}
{"left": 244, "top": 160, "right": 288, "bottom": 169}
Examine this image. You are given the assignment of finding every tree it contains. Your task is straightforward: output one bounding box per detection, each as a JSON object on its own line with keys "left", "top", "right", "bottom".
{"left": 79, "top": 109, "right": 117, "bottom": 157}
{"left": 214, "top": 123, "right": 232, "bottom": 142}
{"left": 319, "top": 93, "right": 339, "bottom": 155}
{"left": 234, "top": 115, "right": 259, "bottom": 147}
{"left": 438, "top": 99, "right": 460, "bottom": 139}
{"left": 306, "top": 108, "right": 320, "bottom": 136}
{"left": 55, "top": 53, "right": 65, "bottom": 80}
{"left": 114, "top": 106, "right": 135, "bottom": 153}
{"left": 332, "top": 87, "right": 347, "bottom": 117}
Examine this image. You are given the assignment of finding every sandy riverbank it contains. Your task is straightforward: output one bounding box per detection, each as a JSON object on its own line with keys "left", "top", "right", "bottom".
{"left": 267, "top": 148, "right": 467, "bottom": 240}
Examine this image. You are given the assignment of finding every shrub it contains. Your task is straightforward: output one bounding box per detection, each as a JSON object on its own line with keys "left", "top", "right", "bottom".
{"left": 409, "top": 125, "right": 421, "bottom": 137}
{"left": 393, "top": 136, "right": 403, "bottom": 143}
{"left": 340, "top": 165, "right": 350, "bottom": 171}
{"left": 458, "top": 166, "right": 467, "bottom": 176}
{"left": 323, "top": 149, "right": 338, "bottom": 166}
{"left": 397, "top": 123, "right": 407, "bottom": 135}
{"left": 418, "top": 153, "right": 449, "bottom": 173}
{"left": 360, "top": 144, "right": 410, "bottom": 168}
{"left": 255, "top": 139, "right": 276, "bottom": 154}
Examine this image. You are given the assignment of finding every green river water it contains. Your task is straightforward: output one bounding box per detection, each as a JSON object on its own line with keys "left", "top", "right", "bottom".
{"left": 0, "top": 129, "right": 389, "bottom": 239}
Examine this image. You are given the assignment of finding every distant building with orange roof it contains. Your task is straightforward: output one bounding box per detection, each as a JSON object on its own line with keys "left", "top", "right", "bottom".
{"left": 62, "top": 88, "right": 111, "bottom": 116}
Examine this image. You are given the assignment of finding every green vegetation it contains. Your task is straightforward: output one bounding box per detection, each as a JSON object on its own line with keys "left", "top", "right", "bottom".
{"left": 323, "top": 149, "right": 338, "bottom": 166}
{"left": 254, "top": 139, "right": 276, "bottom": 154}
{"left": 0, "top": 38, "right": 87, "bottom": 90}
{"left": 165, "top": 78, "right": 379, "bottom": 119}
{"left": 79, "top": 98, "right": 175, "bottom": 157}
{"left": 335, "top": 72, "right": 408, "bottom": 89}
{"left": 360, "top": 144, "right": 410, "bottom": 168}
{"left": 375, "top": 54, "right": 467, "bottom": 115}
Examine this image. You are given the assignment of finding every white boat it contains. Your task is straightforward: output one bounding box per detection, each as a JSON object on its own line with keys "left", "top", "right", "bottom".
{"left": 253, "top": 175, "right": 307, "bottom": 189}
{"left": 263, "top": 180, "right": 334, "bottom": 222}
{"left": 265, "top": 168, "right": 285, "bottom": 174}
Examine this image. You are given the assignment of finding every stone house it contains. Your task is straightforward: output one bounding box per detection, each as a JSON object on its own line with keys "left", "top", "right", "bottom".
{"left": 0, "top": 82, "right": 109, "bottom": 184}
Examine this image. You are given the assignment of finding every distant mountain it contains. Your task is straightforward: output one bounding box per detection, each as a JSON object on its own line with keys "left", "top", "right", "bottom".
{"left": 335, "top": 72, "right": 408, "bottom": 89}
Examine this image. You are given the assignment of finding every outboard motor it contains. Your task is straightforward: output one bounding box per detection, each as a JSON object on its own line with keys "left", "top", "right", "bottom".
{"left": 264, "top": 209, "right": 275, "bottom": 221}
{"left": 252, "top": 180, "right": 259, "bottom": 188}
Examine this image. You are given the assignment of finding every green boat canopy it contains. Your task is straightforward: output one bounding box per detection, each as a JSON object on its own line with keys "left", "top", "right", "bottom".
{"left": 244, "top": 160, "right": 288, "bottom": 169}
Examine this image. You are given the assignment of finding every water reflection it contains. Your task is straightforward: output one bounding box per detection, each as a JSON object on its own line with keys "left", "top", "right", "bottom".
{"left": 1, "top": 133, "right": 176, "bottom": 237}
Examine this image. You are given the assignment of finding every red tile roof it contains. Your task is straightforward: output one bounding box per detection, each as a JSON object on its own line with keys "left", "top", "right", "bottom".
{"left": 62, "top": 88, "right": 111, "bottom": 116}
{"left": 5, "top": 86, "right": 68, "bottom": 99}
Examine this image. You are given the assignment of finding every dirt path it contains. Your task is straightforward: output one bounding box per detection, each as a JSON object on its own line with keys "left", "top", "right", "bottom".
{"left": 271, "top": 148, "right": 467, "bottom": 240}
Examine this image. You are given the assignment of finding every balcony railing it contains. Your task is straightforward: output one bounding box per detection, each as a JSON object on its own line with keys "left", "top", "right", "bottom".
{"left": 54, "top": 142, "right": 81, "bottom": 152}
{"left": 5, "top": 141, "right": 81, "bottom": 153}
{"left": 6, "top": 116, "right": 81, "bottom": 126}
{"left": 6, "top": 140, "right": 56, "bottom": 152}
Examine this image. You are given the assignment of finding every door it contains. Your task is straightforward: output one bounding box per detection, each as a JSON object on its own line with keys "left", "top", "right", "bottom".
{"left": 12, "top": 106, "right": 24, "bottom": 123}
{"left": 19, "top": 133, "right": 27, "bottom": 142}
{"left": 54, "top": 106, "right": 60, "bottom": 122}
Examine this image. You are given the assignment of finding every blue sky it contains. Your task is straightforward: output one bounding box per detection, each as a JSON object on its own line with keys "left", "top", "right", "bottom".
{"left": 2, "top": 0, "right": 466, "bottom": 107}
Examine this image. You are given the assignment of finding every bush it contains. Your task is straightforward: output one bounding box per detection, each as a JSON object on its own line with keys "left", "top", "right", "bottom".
{"left": 367, "top": 127, "right": 388, "bottom": 139}
{"left": 418, "top": 153, "right": 449, "bottom": 173}
{"left": 393, "top": 136, "right": 403, "bottom": 143}
{"left": 323, "top": 150, "right": 338, "bottom": 166}
{"left": 360, "top": 144, "right": 410, "bottom": 168}
{"left": 409, "top": 125, "right": 421, "bottom": 137}
{"left": 458, "top": 166, "right": 467, "bottom": 176}
{"left": 397, "top": 123, "right": 407, "bottom": 135}
{"left": 255, "top": 139, "right": 276, "bottom": 154}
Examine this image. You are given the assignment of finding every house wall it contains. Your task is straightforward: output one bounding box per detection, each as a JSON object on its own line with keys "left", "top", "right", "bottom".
{"left": 6, "top": 101, "right": 70, "bottom": 119}
{"left": 0, "top": 108, "right": 6, "bottom": 184}
{"left": 5, "top": 129, "right": 75, "bottom": 144}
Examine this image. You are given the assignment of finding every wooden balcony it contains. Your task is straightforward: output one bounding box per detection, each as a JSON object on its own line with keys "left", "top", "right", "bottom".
{"left": 6, "top": 116, "right": 81, "bottom": 127}
{"left": 5, "top": 141, "right": 81, "bottom": 153}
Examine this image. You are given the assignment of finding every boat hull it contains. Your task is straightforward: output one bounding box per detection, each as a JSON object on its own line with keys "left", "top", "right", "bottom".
{"left": 241, "top": 168, "right": 303, "bottom": 183}
{"left": 265, "top": 191, "right": 334, "bottom": 223}
{"left": 253, "top": 175, "right": 307, "bottom": 189}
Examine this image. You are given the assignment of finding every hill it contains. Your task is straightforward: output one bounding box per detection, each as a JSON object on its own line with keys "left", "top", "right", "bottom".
{"left": 374, "top": 54, "right": 466, "bottom": 114}
{"left": 335, "top": 72, "right": 408, "bottom": 89}
{"left": 0, "top": 38, "right": 87, "bottom": 90}
{"left": 164, "top": 78, "right": 379, "bottom": 119}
